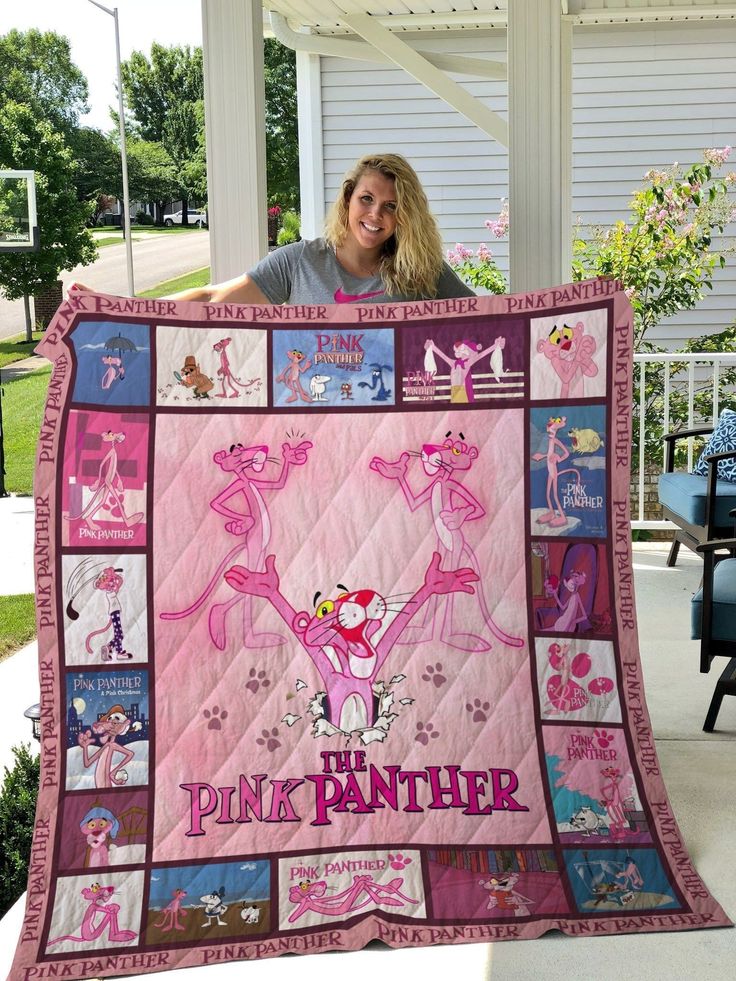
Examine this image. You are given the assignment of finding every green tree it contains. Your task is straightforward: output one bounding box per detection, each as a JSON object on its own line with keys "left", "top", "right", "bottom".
{"left": 264, "top": 38, "right": 299, "bottom": 211}
{"left": 120, "top": 44, "right": 204, "bottom": 222}
{"left": 68, "top": 127, "right": 122, "bottom": 223}
{"left": 125, "top": 140, "right": 179, "bottom": 224}
{"left": 0, "top": 29, "right": 89, "bottom": 140}
{"left": 0, "top": 102, "right": 97, "bottom": 340}
{"left": 0, "top": 744, "right": 40, "bottom": 917}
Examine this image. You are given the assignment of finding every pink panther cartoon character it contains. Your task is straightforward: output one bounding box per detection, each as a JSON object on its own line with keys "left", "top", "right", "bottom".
{"left": 276, "top": 349, "right": 312, "bottom": 403}
{"left": 537, "top": 320, "right": 598, "bottom": 400}
{"left": 425, "top": 336, "right": 504, "bottom": 403}
{"left": 370, "top": 434, "right": 523, "bottom": 652}
{"left": 161, "top": 439, "right": 313, "bottom": 650}
{"left": 287, "top": 876, "right": 418, "bottom": 923}
{"left": 154, "top": 888, "right": 188, "bottom": 932}
{"left": 77, "top": 704, "right": 141, "bottom": 788}
{"left": 47, "top": 883, "right": 137, "bottom": 947}
{"left": 101, "top": 355, "right": 124, "bottom": 390}
{"left": 532, "top": 415, "right": 582, "bottom": 529}
{"left": 70, "top": 431, "right": 144, "bottom": 532}
{"left": 224, "top": 551, "right": 478, "bottom": 732}
{"left": 213, "top": 336, "right": 259, "bottom": 398}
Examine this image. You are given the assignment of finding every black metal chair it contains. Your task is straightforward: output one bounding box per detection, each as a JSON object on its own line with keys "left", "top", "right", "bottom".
{"left": 658, "top": 429, "right": 736, "bottom": 566}
{"left": 691, "top": 507, "right": 736, "bottom": 732}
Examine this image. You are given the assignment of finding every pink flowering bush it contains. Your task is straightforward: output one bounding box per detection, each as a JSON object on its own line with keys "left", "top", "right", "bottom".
{"left": 447, "top": 200, "right": 509, "bottom": 294}
{"left": 572, "top": 149, "right": 736, "bottom": 350}
{"left": 571, "top": 149, "right": 736, "bottom": 471}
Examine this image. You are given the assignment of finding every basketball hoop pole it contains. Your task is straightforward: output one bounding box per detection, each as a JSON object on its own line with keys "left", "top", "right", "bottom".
{"left": 0, "top": 370, "right": 7, "bottom": 498}
{"left": 88, "top": 1, "right": 135, "bottom": 296}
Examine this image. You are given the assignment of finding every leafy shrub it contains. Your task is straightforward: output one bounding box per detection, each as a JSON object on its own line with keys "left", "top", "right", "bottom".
{"left": 0, "top": 743, "right": 40, "bottom": 917}
{"left": 135, "top": 210, "right": 154, "bottom": 225}
{"left": 277, "top": 210, "right": 300, "bottom": 246}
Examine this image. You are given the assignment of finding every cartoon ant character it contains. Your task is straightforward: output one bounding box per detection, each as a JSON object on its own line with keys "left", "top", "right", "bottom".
{"left": 544, "top": 570, "right": 588, "bottom": 633}
{"left": 212, "top": 337, "right": 259, "bottom": 398}
{"left": 161, "top": 439, "right": 313, "bottom": 650}
{"left": 70, "top": 431, "right": 144, "bottom": 532}
{"left": 47, "top": 883, "right": 138, "bottom": 946}
{"left": 358, "top": 363, "right": 392, "bottom": 401}
{"left": 79, "top": 806, "right": 119, "bottom": 868}
{"left": 536, "top": 320, "right": 598, "bottom": 399}
{"left": 66, "top": 560, "right": 133, "bottom": 662}
{"left": 340, "top": 382, "right": 353, "bottom": 400}
{"left": 154, "top": 888, "right": 188, "bottom": 932}
{"left": 370, "top": 433, "right": 523, "bottom": 652}
{"left": 177, "top": 355, "right": 214, "bottom": 399}
{"left": 225, "top": 551, "right": 478, "bottom": 733}
{"left": 101, "top": 355, "right": 124, "bottom": 390}
{"left": 479, "top": 872, "right": 533, "bottom": 916}
{"left": 78, "top": 704, "right": 142, "bottom": 788}
{"left": 200, "top": 886, "right": 228, "bottom": 927}
{"left": 426, "top": 337, "right": 504, "bottom": 402}
{"left": 276, "top": 349, "right": 312, "bottom": 403}
{"left": 531, "top": 415, "right": 581, "bottom": 529}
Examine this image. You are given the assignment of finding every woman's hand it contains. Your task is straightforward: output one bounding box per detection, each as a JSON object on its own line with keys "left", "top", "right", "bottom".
{"left": 68, "top": 282, "right": 94, "bottom": 296}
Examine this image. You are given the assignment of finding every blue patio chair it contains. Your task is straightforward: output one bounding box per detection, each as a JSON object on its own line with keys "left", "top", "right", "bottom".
{"left": 691, "top": 511, "right": 736, "bottom": 732}
{"left": 658, "top": 428, "right": 736, "bottom": 566}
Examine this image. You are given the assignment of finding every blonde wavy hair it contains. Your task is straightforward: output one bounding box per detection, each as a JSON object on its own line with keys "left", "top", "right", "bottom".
{"left": 324, "top": 153, "right": 444, "bottom": 298}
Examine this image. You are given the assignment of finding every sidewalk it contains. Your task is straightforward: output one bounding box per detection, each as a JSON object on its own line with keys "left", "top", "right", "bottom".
{"left": 1, "top": 354, "right": 48, "bottom": 380}
{"left": 0, "top": 495, "right": 35, "bottom": 597}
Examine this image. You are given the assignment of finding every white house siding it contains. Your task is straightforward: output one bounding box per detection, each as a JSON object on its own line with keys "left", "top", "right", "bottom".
{"left": 314, "top": 22, "right": 736, "bottom": 348}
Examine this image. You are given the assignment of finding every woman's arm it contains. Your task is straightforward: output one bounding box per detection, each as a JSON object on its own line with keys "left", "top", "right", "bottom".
{"left": 69, "top": 272, "right": 273, "bottom": 305}
{"left": 168, "top": 272, "right": 272, "bottom": 304}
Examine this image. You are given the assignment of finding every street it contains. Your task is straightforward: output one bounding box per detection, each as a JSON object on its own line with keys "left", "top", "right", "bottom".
{"left": 0, "top": 230, "right": 211, "bottom": 339}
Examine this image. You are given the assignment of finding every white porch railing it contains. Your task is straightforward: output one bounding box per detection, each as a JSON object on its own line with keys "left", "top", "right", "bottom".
{"left": 631, "top": 352, "right": 736, "bottom": 529}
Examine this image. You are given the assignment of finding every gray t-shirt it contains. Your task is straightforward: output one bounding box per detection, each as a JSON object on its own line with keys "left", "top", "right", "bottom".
{"left": 248, "top": 238, "right": 475, "bottom": 305}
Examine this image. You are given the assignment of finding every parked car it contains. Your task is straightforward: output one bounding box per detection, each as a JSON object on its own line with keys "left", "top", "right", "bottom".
{"left": 164, "top": 209, "right": 207, "bottom": 227}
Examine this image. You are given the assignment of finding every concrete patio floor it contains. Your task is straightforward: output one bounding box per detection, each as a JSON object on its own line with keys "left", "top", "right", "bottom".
{"left": 0, "top": 520, "right": 733, "bottom": 980}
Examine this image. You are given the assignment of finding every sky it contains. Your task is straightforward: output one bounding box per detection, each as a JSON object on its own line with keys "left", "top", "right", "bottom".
{"left": 0, "top": 0, "right": 202, "bottom": 130}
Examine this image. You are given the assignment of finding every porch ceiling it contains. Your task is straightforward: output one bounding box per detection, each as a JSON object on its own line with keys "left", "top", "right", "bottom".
{"left": 264, "top": 0, "right": 736, "bottom": 35}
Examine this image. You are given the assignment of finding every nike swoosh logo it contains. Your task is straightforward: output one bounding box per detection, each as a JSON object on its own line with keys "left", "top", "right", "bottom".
{"left": 334, "top": 287, "right": 385, "bottom": 304}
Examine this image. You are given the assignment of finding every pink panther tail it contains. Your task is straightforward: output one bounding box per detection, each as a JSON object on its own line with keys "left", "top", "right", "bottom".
{"left": 47, "top": 934, "right": 86, "bottom": 946}
{"left": 85, "top": 619, "right": 112, "bottom": 654}
{"left": 160, "top": 543, "right": 245, "bottom": 620}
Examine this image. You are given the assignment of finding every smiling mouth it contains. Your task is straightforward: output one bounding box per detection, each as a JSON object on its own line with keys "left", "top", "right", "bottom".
{"left": 361, "top": 221, "right": 382, "bottom": 233}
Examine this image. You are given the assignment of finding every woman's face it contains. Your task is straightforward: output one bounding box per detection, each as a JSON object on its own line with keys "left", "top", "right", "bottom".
{"left": 346, "top": 171, "right": 397, "bottom": 254}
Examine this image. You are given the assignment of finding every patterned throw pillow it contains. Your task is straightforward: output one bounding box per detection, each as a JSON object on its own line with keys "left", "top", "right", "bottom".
{"left": 693, "top": 407, "right": 736, "bottom": 482}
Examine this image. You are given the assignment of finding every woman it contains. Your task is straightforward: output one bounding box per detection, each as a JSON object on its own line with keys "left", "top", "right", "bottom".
{"left": 174, "top": 154, "right": 474, "bottom": 305}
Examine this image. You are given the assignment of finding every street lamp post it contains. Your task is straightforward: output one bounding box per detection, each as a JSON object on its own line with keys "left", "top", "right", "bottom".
{"left": 87, "top": 1, "right": 135, "bottom": 296}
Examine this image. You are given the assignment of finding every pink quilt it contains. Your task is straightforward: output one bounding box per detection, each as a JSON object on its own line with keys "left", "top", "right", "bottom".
{"left": 10, "top": 279, "right": 730, "bottom": 980}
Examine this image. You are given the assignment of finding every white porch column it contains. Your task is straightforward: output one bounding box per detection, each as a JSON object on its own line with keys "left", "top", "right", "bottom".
{"left": 296, "top": 50, "right": 325, "bottom": 240}
{"left": 507, "top": 1, "right": 572, "bottom": 292}
{"left": 201, "top": 0, "right": 267, "bottom": 282}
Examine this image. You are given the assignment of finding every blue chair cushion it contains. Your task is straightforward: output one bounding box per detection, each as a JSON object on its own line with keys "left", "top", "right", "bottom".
{"left": 693, "top": 408, "right": 736, "bottom": 482}
{"left": 658, "top": 471, "right": 736, "bottom": 529}
{"left": 692, "top": 557, "right": 736, "bottom": 640}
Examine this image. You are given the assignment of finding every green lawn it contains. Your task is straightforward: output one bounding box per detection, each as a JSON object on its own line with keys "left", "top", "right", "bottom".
{"left": 1, "top": 366, "right": 51, "bottom": 495}
{"left": 139, "top": 267, "right": 210, "bottom": 298}
{"left": 0, "top": 594, "right": 36, "bottom": 662}
{"left": 0, "top": 333, "right": 43, "bottom": 370}
{"left": 93, "top": 225, "right": 207, "bottom": 239}
{"left": 95, "top": 236, "right": 127, "bottom": 248}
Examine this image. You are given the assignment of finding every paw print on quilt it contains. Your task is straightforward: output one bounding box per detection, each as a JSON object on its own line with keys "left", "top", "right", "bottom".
{"left": 693, "top": 408, "right": 736, "bottom": 482}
